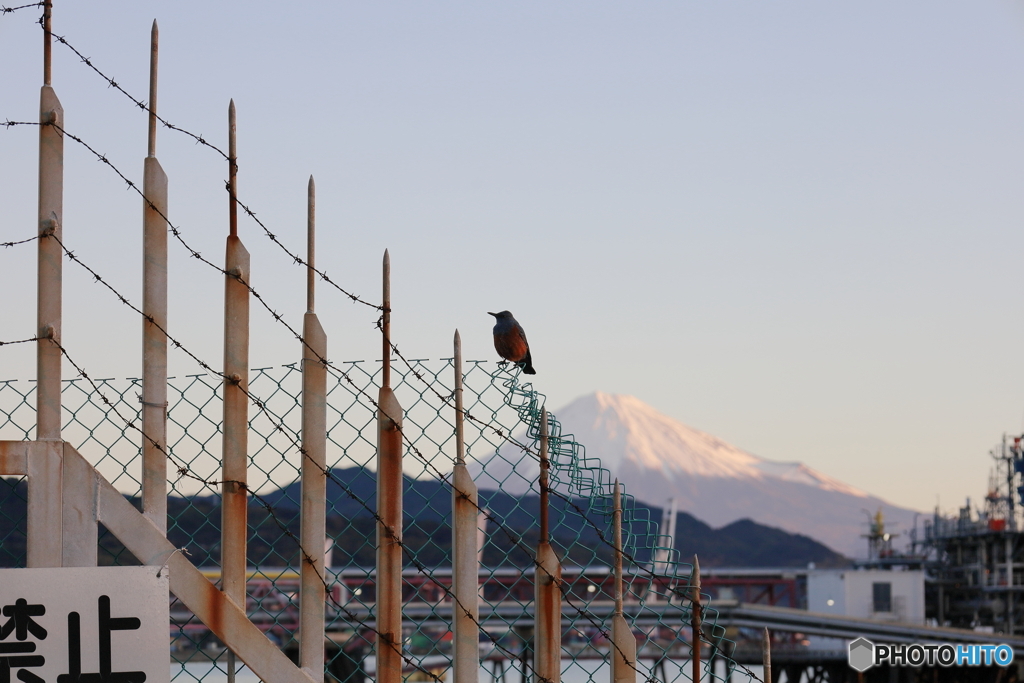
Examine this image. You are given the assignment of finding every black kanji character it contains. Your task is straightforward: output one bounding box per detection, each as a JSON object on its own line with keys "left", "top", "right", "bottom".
{"left": 0, "top": 643, "right": 44, "bottom": 679}
{"left": 0, "top": 641, "right": 45, "bottom": 683}
{"left": 56, "top": 596, "right": 144, "bottom": 683}
{"left": 0, "top": 600, "right": 46, "bottom": 643}
{"left": 0, "top": 600, "right": 46, "bottom": 683}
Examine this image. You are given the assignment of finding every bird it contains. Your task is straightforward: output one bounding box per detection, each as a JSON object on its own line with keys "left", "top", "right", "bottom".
{"left": 488, "top": 310, "right": 536, "bottom": 375}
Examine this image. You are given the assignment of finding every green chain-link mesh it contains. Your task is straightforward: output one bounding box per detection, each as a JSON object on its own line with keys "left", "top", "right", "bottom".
{"left": 0, "top": 361, "right": 753, "bottom": 683}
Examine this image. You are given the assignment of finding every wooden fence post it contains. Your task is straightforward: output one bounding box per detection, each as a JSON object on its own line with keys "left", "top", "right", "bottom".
{"left": 222, "top": 100, "right": 250, "bottom": 683}
{"left": 299, "top": 176, "right": 328, "bottom": 677}
{"left": 142, "top": 19, "right": 169, "bottom": 536}
{"left": 377, "top": 250, "right": 404, "bottom": 683}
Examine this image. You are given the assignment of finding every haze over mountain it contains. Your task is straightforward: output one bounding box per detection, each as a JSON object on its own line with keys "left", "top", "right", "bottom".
{"left": 472, "top": 392, "right": 920, "bottom": 558}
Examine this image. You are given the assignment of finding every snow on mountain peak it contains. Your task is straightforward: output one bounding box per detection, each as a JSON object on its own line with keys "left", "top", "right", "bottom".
{"left": 555, "top": 392, "right": 867, "bottom": 496}
{"left": 470, "top": 391, "right": 913, "bottom": 556}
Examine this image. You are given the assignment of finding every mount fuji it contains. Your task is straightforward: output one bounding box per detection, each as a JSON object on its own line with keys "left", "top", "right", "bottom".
{"left": 472, "top": 392, "right": 920, "bottom": 558}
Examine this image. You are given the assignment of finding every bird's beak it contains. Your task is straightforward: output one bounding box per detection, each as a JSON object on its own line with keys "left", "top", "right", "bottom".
{"left": 487, "top": 312, "right": 497, "bottom": 317}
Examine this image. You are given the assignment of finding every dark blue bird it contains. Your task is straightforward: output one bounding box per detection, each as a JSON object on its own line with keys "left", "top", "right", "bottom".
{"left": 488, "top": 310, "right": 536, "bottom": 375}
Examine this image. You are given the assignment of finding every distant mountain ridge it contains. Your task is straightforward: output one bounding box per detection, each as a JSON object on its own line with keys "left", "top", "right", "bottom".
{"left": 260, "top": 467, "right": 847, "bottom": 567}
{"left": 472, "top": 392, "right": 919, "bottom": 557}
{"left": 0, "top": 472, "right": 845, "bottom": 568}
{"left": 671, "top": 513, "right": 848, "bottom": 568}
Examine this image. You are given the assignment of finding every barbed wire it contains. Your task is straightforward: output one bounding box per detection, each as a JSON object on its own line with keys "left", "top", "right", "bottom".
{"left": 32, "top": 332, "right": 453, "bottom": 683}
{"left": 29, "top": 329, "right": 631, "bottom": 683}
{"left": 456, "top": 370, "right": 767, "bottom": 680}
{"left": 9, "top": 20, "right": 409, "bottom": 359}
{"left": 0, "top": 191, "right": 622, "bottom": 681}
{"left": 71, "top": 240, "right": 665, "bottom": 683}
{"left": 8, "top": 18, "right": 386, "bottom": 332}
{"left": 6, "top": 6, "right": 755, "bottom": 679}
{"left": 45, "top": 336, "right": 217, "bottom": 490}
{"left": 0, "top": 118, "right": 737, "bottom": 682}
{"left": 0, "top": 27, "right": 759, "bottom": 672}
{"left": 3, "top": 27, "right": 485, "bottom": 433}
{"left": 372, "top": 351, "right": 753, "bottom": 678}
{"left": 397, "top": 351, "right": 690, "bottom": 584}
{"left": 229, "top": 192, "right": 382, "bottom": 312}
{"left": 18, "top": 327, "right": 739, "bottom": 683}
{"left": 4, "top": 35, "right": 708, "bottom": 635}
{"left": 42, "top": 25, "right": 229, "bottom": 159}
{"left": 2, "top": 235, "right": 40, "bottom": 248}
{"left": 352, "top": 370, "right": 730, "bottom": 682}
{"left": 2, "top": 37, "right": 662, "bottom": 599}
{"left": 50, "top": 233, "right": 223, "bottom": 381}
{"left": 6, "top": 211, "right": 710, "bottom": 683}
{"left": 0, "top": 337, "right": 39, "bottom": 347}
{"left": 1, "top": 120, "right": 321, "bottom": 354}
{"left": 0, "top": 2, "right": 42, "bottom": 14}
{"left": 32, "top": 21, "right": 382, "bottom": 312}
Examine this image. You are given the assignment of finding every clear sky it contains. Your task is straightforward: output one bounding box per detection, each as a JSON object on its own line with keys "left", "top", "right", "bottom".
{"left": 3, "top": 1, "right": 1024, "bottom": 515}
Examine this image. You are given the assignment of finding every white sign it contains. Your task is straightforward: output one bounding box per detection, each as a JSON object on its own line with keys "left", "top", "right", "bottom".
{"left": 0, "top": 566, "right": 169, "bottom": 683}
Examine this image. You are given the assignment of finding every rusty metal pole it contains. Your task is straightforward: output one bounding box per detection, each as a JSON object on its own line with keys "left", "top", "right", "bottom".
{"left": 477, "top": 506, "right": 488, "bottom": 605}
{"left": 222, "top": 100, "right": 250, "bottom": 683}
{"left": 610, "top": 481, "right": 636, "bottom": 683}
{"left": 299, "top": 176, "right": 327, "bottom": 677}
{"left": 141, "top": 19, "right": 168, "bottom": 535}
{"left": 29, "top": 0, "right": 64, "bottom": 571}
{"left": 761, "top": 628, "right": 771, "bottom": 683}
{"left": 452, "top": 330, "right": 481, "bottom": 683}
{"left": 535, "top": 409, "right": 561, "bottom": 683}
{"left": 690, "top": 556, "right": 702, "bottom": 683}
{"left": 477, "top": 508, "right": 488, "bottom": 567}
{"left": 376, "top": 250, "right": 404, "bottom": 683}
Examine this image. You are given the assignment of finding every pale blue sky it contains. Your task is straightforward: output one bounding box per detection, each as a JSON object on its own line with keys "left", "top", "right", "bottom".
{"left": 3, "top": 1, "right": 1024, "bottom": 515}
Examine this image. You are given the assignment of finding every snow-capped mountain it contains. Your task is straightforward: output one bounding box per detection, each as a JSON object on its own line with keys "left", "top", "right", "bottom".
{"left": 471, "top": 392, "right": 919, "bottom": 558}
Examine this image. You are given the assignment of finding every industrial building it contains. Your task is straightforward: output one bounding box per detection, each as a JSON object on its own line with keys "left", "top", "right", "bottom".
{"left": 916, "top": 434, "right": 1024, "bottom": 633}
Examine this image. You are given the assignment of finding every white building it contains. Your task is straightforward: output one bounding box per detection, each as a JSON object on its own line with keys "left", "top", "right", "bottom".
{"left": 807, "top": 568, "right": 925, "bottom": 624}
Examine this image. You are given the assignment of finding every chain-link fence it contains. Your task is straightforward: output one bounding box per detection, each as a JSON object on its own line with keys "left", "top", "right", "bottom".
{"left": 0, "top": 361, "right": 753, "bottom": 683}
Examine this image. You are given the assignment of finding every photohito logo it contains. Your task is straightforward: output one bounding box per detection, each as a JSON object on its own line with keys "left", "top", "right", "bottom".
{"left": 848, "top": 638, "right": 1014, "bottom": 671}
{"left": 848, "top": 638, "right": 874, "bottom": 672}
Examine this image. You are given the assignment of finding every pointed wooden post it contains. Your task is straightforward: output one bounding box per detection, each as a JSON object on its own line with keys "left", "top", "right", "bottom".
{"left": 29, "top": 0, "right": 64, "bottom": 570}
{"left": 141, "top": 19, "right": 169, "bottom": 536}
{"left": 35, "top": 0, "right": 62, "bottom": 446}
{"left": 299, "top": 176, "right": 327, "bottom": 677}
{"left": 452, "top": 330, "right": 481, "bottom": 683}
{"left": 221, "top": 100, "right": 250, "bottom": 683}
{"left": 610, "top": 481, "right": 636, "bottom": 683}
{"left": 376, "top": 250, "right": 404, "bottom": 683}
{"left": 690, "top": 556, "right": 702, "bottom": 683}
{"left": 535, "top": 409, "right": 561, "bottom": 683}
{"left": 762, "top": 629, "right": 771, "bottom": 683}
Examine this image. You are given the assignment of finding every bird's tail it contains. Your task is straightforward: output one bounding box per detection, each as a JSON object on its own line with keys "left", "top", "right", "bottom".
{"left": 518, "top": 349, "right": 536, "bottom": 375}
